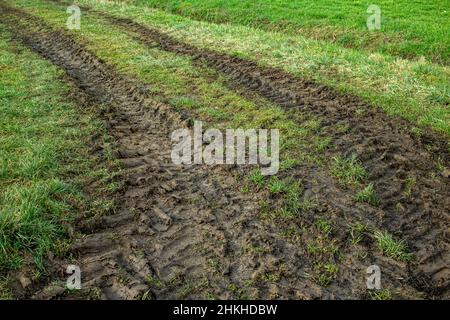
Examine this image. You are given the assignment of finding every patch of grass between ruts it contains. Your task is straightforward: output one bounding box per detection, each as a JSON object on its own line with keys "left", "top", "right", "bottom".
{"left": 0, "top": 28, "right": 116, "bottom": 278}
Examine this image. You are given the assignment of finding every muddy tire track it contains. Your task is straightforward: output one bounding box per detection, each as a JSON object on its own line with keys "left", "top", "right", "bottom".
{"left": 79, "top": 8, "right": 449, "bottom": 294}
{"left": 0, "top": 4, "right": 338, "bottom": 299}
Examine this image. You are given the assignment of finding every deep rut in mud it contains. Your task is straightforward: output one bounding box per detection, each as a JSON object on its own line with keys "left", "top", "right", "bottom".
{"left": 2, "top": 2, "right": 449, "bottom": 299}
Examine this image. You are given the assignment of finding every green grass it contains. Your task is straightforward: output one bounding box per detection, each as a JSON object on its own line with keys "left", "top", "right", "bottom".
{"left": 330, "top": 154, "right": 367, "bottom": 186}
{"left": 0, "top": 277, "right": 13, "bottom": 299}
{"left": 403, "top": 176, "right": 417, "bottom": 198}
{"left": 0, "top": 27, "right": 113, "bottom": 276}
{"left": 353, "top": 183, "right": 380, "bottom": 206}
{"left": 316, "top": 262, "right": 339, "bottom": 286}
{"left": 136, "top": 0, "right": 450, "bottom": 65}
{"left": 306, "top": 220, "right": 341, "bottom": 286}
{"left": 258, "top": 177, "right": 317, "bottom": 221}
{"left": 16, "top": 0, "right": 450, "bottom": 138}
{"left": 2, "top": 0, "right": 438, "bottom": 297}
{"left": 15, "top": 0, "right": 327, "bottom": 156}
{"left": 249, "top": 168, "right": 265, "bottom": 187}
{"left": 279, "top": 180, "right": 302, "bottom": 217}
{"left": 145, "top": 274, "right": 165, "bottom": 289}
{"left": 348, "top": 222, "right": 368, "bottom": 246}
{"left": 71, "top": 0, "right": 450, "bottom": 136}
{"left": 369, "top": 288, "right": 392, "bottom": 300}
{"left": 374, "top": 231, "right": 413, "bottom": 262}
{"left": 267, "top": 176, "right": 287, "bottom": 194}
{"left": 315, "top": 218, "right": 332, "bottom": 236}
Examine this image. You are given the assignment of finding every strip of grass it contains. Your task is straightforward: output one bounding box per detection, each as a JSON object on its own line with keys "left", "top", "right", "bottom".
{"left": 71, "top": 0, "right": 449, "bottom": 136}
{"left": 0, "top": 28, "right": 110, "bottom": 276}
{"left": 135, "top": 0, "right": 450, "bottom": 65}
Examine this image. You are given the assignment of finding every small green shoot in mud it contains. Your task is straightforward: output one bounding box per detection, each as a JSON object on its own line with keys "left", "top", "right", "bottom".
{"left": 177, "top": 277, "right": 209, "bottom": 299}
{"left": 403, "top": 176, "right": 417, "bottom": 198}
{"left": 369, "top": 289, "right": 392, "bottom": 300}
{"left": 331, "top": 155, "right": 367, "bottom": 186}
{"left": 279, "top": 226, "right": 302, "bottom": 243}
{"left": 303, "top": 119, "right": 322, "bottom": 133}
{"left": 314, "top": 136, "right": 332, "bottom": 152}
{"left": 242, "top": 244, "right": 267, "bottom": 255}
{"left": 315, "top": 219, "right": 332, "bottom": 236}
{"left": 315, "top": 262, "right": 339, "bottom": 286}
{"left": 228, "top": 283, "right": 249, "bottom": 300}
{"left": 410, "top": 127, "right": 423, "bottom": 138}
{"left": 348, "top": 222, "right": 368, "bottom": 246}
{"left": 374, "top": 231, "right": 413, "bottom": 262}
{"left": 146, "top": 275, "right": 165, "bottom": 289}
{"left": 353, "top": 184, "right": 380, "bottom": 206}
{"left": 267, "top": 176, "right": 287, "bottom": 194}
{"left": 0, "top": 277, "right": 13, "bottom": 300}
{"left": 260, "top": 272, "right": 281, "bottom": 283}
{"left": 239, "top": 184, "right": 250, "bottom": 193}
{"left": 279, "top": 158, "right": 299, "bottom": 171}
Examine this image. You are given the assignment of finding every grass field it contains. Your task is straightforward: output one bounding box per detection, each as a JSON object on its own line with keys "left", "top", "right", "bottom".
{"left": 0, "top": 0, "right": 448, "bottom": 300}
{"left": 136, "top": 0, "right": 450, "bottom": 65}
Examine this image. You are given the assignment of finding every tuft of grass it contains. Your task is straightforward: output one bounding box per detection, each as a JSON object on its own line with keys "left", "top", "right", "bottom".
{"left": 316, "top": 263, "right": 339, "bottom": 286}
{"left": 267, "top": 176, "right": 287, "bottom": 194}
{"left": 0, "top": 277, "right": 13, "bottom": 300}
{"left": 280, "top": 180, "right": 302, "bottom": 217}
{"left": 315, "top": 219, "right": 332, "bottom": 236}
{"left": 239, "top": 184, "right": 250, "bottom": 193}
{"left": 228, "top": 283, "right": 249, "bottom": 300}
{"left": 261, "top": 178, "right": 317, "bottom": 220}
{"left": 176, "top": 277, "right": 209, "bottom": 299}
{"left": 314, "top": 136, "right": 332, "bottom": 152}
{"left": 331, "top": 154, "right": 367, "bottom": 186}
{"left": 374, "top": 231, "right": 412, "bottom": 262}
{"left": 348, "top": 222, "right": 368, "bottom": 246}
{"left": 279, "top": 226, "right": 302, "bottom": 243}
{"left": 306, "top": 220, "right": 341, "bottom": 286}
{"left": 146, "top": 275, "right": 165, "bottom": 289}
{"left": 248, "top": 168, "right": 265, "bottom": 187}
{"left": 369, "top": 289, "right": 392, "bottom": 300}
{"left": 410, "top": 126, "right": 423, "bottom": 138}
{"left": 353, "top": 183, "right": 380, "bottom": 206}
{"left": 403, "top": 176, "right": 416, "bottom": 198}
{"left": 279, "top": 158, "right": 299, "bottom": 171}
